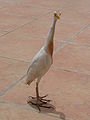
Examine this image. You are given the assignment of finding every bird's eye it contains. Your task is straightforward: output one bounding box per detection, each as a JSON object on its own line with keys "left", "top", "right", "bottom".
{"left": 54, "top": 13, "right": 57, "bottom": 17}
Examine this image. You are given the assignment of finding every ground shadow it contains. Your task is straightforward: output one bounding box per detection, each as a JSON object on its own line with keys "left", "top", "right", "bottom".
{"left": 27, "top": 98, "right": 66, "bottom": 120}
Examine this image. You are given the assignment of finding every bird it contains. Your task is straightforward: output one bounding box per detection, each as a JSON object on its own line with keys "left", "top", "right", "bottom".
{"left": 25, "top": 11, "right": 61, "bottom": 111}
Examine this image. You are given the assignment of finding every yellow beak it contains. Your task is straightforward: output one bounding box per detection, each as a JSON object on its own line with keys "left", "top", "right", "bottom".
{"left": 57, "top": 15, "right": 60, "bottom": 19}
{"left": 56, "top": 13, "right": 61, "bottom": 19}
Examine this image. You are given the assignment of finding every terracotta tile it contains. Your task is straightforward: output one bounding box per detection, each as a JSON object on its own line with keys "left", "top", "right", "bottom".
{"left": 54, "top": 44, "right": 90, "bottom": 75}
{"left": 0, "top": 57, "right": 29, "bottom": 93}
{"left": 0, "top": 5, "right": 51, "bottom": 31}
{"left": 0, "top": 34, "right": 45, "bottom": 62}
{"left": 2, "top": 69, "right": 90, "bottom": 120}
{"left": 0, "top": 13, "right": 30, "bottom": 31}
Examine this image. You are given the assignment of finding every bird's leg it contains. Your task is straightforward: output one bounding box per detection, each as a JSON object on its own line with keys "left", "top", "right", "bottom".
{"left": 27, "top": 81, "right": 53, "bottom": 112}
{"left": 27, "top": 78, "right": 52, "bottom": 112}
{"left": 36, "top": 82, "right": 39, "bottom": 99}
{"left": 36, "top": 78, "right": 49, "bottom": 103}
{"left": 36, "top": 81, "right": 50, "bottom": 102}
{"left": 36, "top": 81, "right": 41, "bottom": 112}
{"left": 28, "top": 83, "right": 51, "bottom": 103}
{"left": 35, "top": 82, "right": 53, "bottom": 111}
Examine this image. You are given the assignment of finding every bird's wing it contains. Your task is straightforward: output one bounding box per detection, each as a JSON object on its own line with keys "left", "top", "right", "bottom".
{"left": 27, "top": 47, "right": 52, "bottom": 80}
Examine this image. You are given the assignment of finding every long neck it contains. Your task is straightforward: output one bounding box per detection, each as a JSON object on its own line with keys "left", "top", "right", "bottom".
{"left": 44, "top": 17, "right": 57, "bottom": 57}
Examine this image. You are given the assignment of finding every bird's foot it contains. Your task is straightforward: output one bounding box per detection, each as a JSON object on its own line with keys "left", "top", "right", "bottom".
{"left": 27, "top": 95, "right": 52, "bottom": 112}
{"left": 28, "top": 100, "right": 52, "bottom": 112}
{"left": 39, "top": 95, "right": 51, "bottom": 103}
{"left": 28, "top": 94, "right": 51, "bottom": 104}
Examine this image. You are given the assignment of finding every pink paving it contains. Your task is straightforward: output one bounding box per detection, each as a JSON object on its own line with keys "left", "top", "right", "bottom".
{"left": 0, "top": 0, "right": 90, "bottom": 120}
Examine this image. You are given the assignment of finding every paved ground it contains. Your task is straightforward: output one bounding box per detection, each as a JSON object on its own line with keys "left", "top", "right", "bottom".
{"left": 0, "top": 0, "right": 90, "bottom": 120}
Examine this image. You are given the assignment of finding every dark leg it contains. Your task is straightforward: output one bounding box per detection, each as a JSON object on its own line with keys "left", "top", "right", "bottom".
{"left": 36, "top": 82, "right": 39, "bottom": 99}
{"left": 36, "top": 81, "right": 41, "bottom": 112}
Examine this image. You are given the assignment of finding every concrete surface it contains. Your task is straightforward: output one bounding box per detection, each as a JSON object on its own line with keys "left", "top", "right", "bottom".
{"left": 0, "top": 0, "right": 90, "bottom": 120}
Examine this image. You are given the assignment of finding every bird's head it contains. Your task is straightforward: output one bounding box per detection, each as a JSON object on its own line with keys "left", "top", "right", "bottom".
{"left": 54, "top": 11, "right": 61, "bottom": 20}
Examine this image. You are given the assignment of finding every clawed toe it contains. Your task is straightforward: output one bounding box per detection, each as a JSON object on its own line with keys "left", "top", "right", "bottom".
{"left": 40, "top": 98, "right": 51, "bottom": 102}
{"left": 28, "top": 100, "right": 53, "bottom": 112}
{"left": 28, "top": 95, "right": 51, "bottom": 103}
{"left": 27, "top": 95, "right": 52, "bottom": 112}
{"left": 40, "top": 94, "right": 48, "bottom": 98}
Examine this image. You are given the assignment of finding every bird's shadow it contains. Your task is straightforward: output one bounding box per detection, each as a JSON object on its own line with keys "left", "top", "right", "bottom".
{"left": 28, "top": 98, "right": 66, "bottom": 120}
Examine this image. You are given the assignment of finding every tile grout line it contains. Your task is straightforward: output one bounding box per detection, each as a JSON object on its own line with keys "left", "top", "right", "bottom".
{"left": 0, "top": 10, "right": 53, "bottom": 38}
{"left": 68, "top": 42, "right": 90, "bottom": 48}
{"left": 54, "top": 23, "right": 90, "bottom": 55}
{"left": 0, "top": 74, "right": 27, "bottom": 96}
{"left": 0, "top": 55, "right": 30, "bottom": 64}
{"left": 52, "top": 66, "right": 90, "bottom": 76}
{"left": 0, "top": 99, "right": 35, "bottom": 112}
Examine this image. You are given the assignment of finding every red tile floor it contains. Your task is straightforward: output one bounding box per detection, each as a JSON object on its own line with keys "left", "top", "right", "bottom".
{"left": 0, "top": 0, "right": 90, "bottom": 120}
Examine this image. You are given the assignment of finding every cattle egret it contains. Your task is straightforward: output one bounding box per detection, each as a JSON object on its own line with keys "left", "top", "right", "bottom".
{"left": 25, "top": 11, "right": 61, "bottom": 111}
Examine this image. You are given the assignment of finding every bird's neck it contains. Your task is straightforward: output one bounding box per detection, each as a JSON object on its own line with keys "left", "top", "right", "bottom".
{"left": 44, "top": 17, "right": 57, "bottom": 57}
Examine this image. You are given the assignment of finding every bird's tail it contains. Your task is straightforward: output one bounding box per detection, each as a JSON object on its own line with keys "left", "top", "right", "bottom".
{"left": 25, "top": 75, "right": 34, "bottom": 86}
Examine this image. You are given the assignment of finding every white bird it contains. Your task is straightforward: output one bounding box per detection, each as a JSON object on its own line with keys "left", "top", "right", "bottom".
{"left": 25, "top": 11, "right": 61, "bottom": 111}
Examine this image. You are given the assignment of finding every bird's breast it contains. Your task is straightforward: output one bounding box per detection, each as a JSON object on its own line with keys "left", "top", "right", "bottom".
{"left": 37, "top": 49, "right": 52, "bottom": 77}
